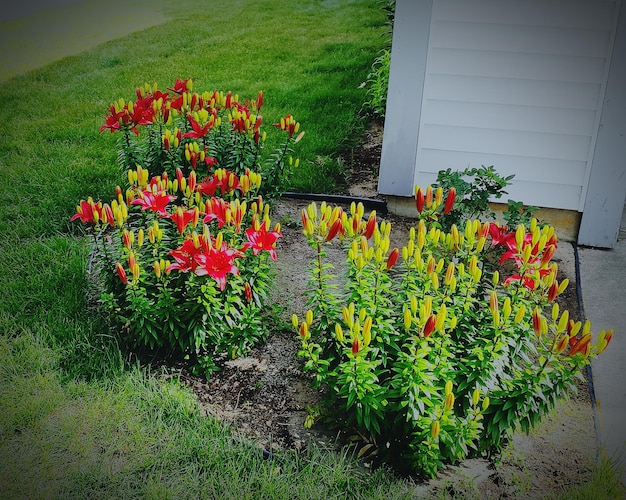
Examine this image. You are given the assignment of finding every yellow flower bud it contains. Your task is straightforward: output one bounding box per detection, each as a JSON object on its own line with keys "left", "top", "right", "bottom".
{"left": 431, "top": 420, "right": 440, "bottom": 439}
{"left": 516, "top": 224, "right": 526, "bottom": 249}
{"left": 472, "top": 389, "right": 481, "bottom": 407}
{"left": 305, "top": 309, "right": 313, "bottom": 326}
{"left": 482, "top": 397, "right": 490, "bottom": 411}
{"left": 335, "top": 323, "right": 344, "bottom": 343}
{"left": 514, "top": 304, "right": 526, "bottom": 324}
{"left": 445, "top": 262, "right": 455, "bottom": 285}
{"left": 445, "top": 380, "right": 453, "bottom": 396}
{"left": 551, "top": 303, "right": 560, "bottom": 321}
{"left": 403, "top": 308, "right": 412, "bottom": 332}
{"left": 291, "top": 314, "right": 298, "bottom": 329}
{"left": 363, "top": 316, "right": 372, "bottom": 346}
{"left": 431, "top": 273, "right": 439, "bottom": 290}
{"left": 444, "top": 392, "right": 455, "bottom": 411}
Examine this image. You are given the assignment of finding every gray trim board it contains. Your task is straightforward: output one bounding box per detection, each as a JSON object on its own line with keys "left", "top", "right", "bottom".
{"left": 378, "top": 0, "right": 432, "bottom": 196}
{"left": 579, "top": 0, "right": 626, "bottom": 248}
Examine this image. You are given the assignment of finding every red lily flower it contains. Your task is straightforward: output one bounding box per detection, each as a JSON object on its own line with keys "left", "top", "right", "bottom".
{"left": 129, "top": 99, "right": 155, "bottom": 129}
{"left": 183, "top": 113, "right": 213, "bottom": 139}
{"left": 244, "top": 221, "right": 282, "bottom": 261}
{"left": 71, "top": 198, "right": 107, "bottom": 225}
{"left": 168, "top": 238, "right": 203, "bottom": 273}
{"left": 197, "top": 170, "right": 241, "bottom": 197}
{"left": 194, "top": 242, "right": 244, "bottom": 291}
{"left": 130, "top": 190, "right": 177, "bottom": 216}
{"left": 203, "top": 197, "right": 229, "bottom": 228}
{"left": 167, "top": 78, "right": 191, "bottom": 94}
{"left": 167, "top": 207, "right": 199, "bottom": 234}
{"left": 488, "top": 223, "right": 513, "bottom": 247}
{"left": 100, "top": 105, "right": 125, "bottom": 133}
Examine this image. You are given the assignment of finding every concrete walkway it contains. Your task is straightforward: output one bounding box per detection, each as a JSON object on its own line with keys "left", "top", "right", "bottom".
{"left": 580, "top": 205, "right": 626, "bottom": 487}
{"left": 0, "top": 0, "right": 165, "bottom": 81}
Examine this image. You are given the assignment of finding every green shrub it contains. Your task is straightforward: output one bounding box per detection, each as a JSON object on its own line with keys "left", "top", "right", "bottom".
{"left": 434, "top": 165, "right": 539, "bottom": 232}
{"left": 364, "top": 49, "right": 391, "bottom": 118}
{"left": 364, "top": 0, "right": 395, "bottom": 118}
{"left": 71, "top": 79, "right": 303, "bottom": 374}
{"left": 295, "top": 186, "right": 613, "bottom": 478}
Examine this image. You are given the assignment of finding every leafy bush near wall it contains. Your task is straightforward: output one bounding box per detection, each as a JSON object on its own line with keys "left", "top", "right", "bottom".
{"left": 364, "top": 1, "right": 395, "bottom": 117}
{"left": 295, "top": 184, "right": 613, "bottom": 478}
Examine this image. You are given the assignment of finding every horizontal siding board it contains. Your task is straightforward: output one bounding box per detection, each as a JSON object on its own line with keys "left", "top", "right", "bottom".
{"left": 430, "top": 21, "right": 611, "bottom": 58}
{"left": 420, "top": 124, "right": 592, "bottom": 161}
{"left": 421, "top": 100, "right": 597, "bottom": 136}
{"left": 429, "top": 47, "right": 607, "bottom": 84}
{"left": 416, "top": 149, "right": 588, "bottom": 186}
{"left": 426, "top": 74, "right": 602, "bottom": 110}
{"left": 434, "top": 0, "right": 616, "bottom": 30}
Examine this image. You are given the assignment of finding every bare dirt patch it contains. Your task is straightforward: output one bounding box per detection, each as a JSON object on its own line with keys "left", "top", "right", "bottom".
{"left": 178, "top": 122, "right": 598, "bottom": 498}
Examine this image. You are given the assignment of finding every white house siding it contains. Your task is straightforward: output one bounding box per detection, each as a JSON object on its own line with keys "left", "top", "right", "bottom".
{"left": 381, "top": 0, "right": 620, "bottom": 212}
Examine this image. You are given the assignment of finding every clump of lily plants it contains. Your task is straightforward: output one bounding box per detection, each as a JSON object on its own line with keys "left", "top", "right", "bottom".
{"left": 295, "top": 185, "right": 614, "bottom": 478}
{"left": 72, "top": 79, "right": 302, "bottom": 374}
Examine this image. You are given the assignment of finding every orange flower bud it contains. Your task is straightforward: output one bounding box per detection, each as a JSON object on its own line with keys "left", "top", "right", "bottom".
{"left": 415, "top": 186, "right": 425, "bottom": 213}
{"left": 153, "top": 260, "right": 161, "bottom": 278}
{"left": 352, "top": 338, "right": 360, "bottom": 355}
{"left": 364, "top": 211, "right": 376, "bottom": 239}
{"left": 555, "top": 334, "right": 569, "bottom": 354}
{"left": 326, "top": 218, "right": 342, "bottom": 242}
{"left": 386, "top": 248, "right": 399, "bottom": 270}
{"left": 116, "top": 263, "right": 127, "bottom": 284}
{"left": 423, "top": 315, "right": 436, "bottom": 338}
{"left": 425, "top": 185, "right": 433, "bottom": 209}
{"left": 443, "top": 187, "right": 456, "bottom": 215}
{"left": 532, "top": 307, "right": 542, "bottom": 337}
{"left": 548, "top": 282, "right": 559, "bottom": 302}
{"left": 541, "top": 244, "right": 556, "bottom": 267}
{"left": 299, "top": 322, "right": 309, "bottom": 340}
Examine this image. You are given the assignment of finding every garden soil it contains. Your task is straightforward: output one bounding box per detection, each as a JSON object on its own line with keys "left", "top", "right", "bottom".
{"left": 175, "top": 122, "right": 600, "bottom": 498}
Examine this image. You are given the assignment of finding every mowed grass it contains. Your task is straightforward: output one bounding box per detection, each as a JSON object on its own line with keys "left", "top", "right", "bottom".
{"left": 0, "top": 0, "right": 420, "bottom": 497}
